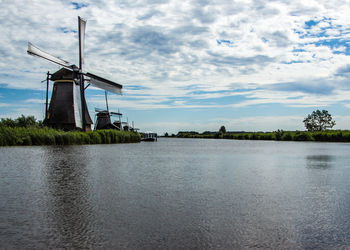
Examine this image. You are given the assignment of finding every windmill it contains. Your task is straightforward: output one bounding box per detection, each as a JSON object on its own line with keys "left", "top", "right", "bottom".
{"left": 94, "top": 108, "right": 123, "bottom": 130}
{"left": 94, "top": 90, "right": 123, "bottom": 130}
{"left": 27, "top": 16, "right": 122, "bottom": 131}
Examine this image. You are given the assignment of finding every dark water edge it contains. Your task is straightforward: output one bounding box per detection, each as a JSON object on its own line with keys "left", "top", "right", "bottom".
{"left": 1, "top": 138, "right": 350, "bottom": 249}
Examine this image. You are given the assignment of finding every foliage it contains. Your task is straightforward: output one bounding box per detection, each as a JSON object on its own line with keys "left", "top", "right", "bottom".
{"left": 176, "top": 131, "right": 199, "bottom": 138}
{"left": 175, "top": 130, "right": 350, "bottom": 142}
{"left": 0, "top": 127, "right": 141, "bottom": 146}
{"left": 0, "top": 115, "right": 42, "bottom": 128}
{"left": 219, "top": 126, "right": 226, "bottom": 133}
{"left": 303, "top": 110, "right": 336, "bottom": 131}
{"left": 0, "top": 115, "right": 140, "bottom": 146}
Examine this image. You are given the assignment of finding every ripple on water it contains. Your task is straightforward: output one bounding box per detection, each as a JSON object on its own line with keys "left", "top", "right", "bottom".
{"left": 1, "top": 140, "right": 350, "bottom": 248}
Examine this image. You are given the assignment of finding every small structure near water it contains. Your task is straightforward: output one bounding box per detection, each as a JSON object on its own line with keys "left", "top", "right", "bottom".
{"left": 141, "top": 132, "right": 158, "bottom": 141}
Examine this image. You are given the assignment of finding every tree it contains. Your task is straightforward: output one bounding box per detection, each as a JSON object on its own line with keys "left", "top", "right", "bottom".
{"left": 303, "top": 110, "right": 336, "bottom": 131}
{"left": 219, "top": 125, "right": 226, "bottom": 133}
{"left": 16, "top": 115, "right": 37, "bottom": 128}
{"left": 0, "top": 115, "right": 43, "bottom": 128}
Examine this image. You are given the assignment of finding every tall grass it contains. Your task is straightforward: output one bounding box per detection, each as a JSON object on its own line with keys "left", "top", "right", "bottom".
{"left": 0, "top": 126, "right": 141, "bottom": 146}
{"left": 176, "top": 130, "right": 350, "bottom": 142}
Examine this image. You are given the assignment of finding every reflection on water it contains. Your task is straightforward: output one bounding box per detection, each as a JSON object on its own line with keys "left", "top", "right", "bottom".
{"left": 43, "top": 146, "right": 102, "bottom": 248}
{"left": 1, "top": 139, "right": 350, "bottom": 248}
{"left": 306, "top": 155, "right": 334, "bottom": 169}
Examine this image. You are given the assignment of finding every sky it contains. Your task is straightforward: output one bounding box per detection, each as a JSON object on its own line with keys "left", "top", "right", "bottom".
{"left": 0, "top": 0, "right": 350, "bottom": 134}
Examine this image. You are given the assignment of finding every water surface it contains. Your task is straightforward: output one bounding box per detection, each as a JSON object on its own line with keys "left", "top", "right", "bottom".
{"left": 1, "top": 138, "right": 350, "bottom": 248}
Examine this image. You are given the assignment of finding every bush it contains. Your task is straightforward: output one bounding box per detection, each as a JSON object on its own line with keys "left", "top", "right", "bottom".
{"left": 281, "top": 133, "right": 293, "bottom": 141}
{"left": 293, "top": 132, "right": 313, "bottom": 141}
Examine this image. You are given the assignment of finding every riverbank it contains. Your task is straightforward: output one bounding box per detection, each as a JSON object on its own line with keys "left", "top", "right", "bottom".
{"left": 0, "top": 126, "right": 141, "bottom": 146}
{"left": 175, "top": 130, "right": 350, "bottom": 142}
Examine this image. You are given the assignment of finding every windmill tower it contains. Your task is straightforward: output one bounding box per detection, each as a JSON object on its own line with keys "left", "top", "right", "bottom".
{"left": 27, "top": 17, "right": 122, "bottom": 131}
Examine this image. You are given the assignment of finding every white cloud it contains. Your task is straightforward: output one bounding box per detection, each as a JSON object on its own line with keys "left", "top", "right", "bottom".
{"left": 1, "top": 0, "right": 350, "bottom": 131}
{"left": 24, "top": 99, "right": 45, "bottom": 104}
{"left": 0, "top": 103, "right": 10, "bottom": 107}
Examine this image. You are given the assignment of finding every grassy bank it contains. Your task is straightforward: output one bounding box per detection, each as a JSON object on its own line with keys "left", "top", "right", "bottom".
{"left": 0, "top": 126, "right": 141, "bottom": 146}
{"left": 176, "top": 130, "right": 350, "bottom": 142}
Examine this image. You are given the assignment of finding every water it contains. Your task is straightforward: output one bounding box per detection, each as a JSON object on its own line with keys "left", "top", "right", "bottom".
{"left": 1, "top": 138, "right": 350, "bottom": 249}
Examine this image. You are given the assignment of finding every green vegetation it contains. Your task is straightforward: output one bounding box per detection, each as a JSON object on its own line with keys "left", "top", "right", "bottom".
{"left": 0, "top": 115, "right": 140, "bottom": 146}
{"left": 219, "top": 125, "right": 226, "bottom": 133}
{"left": 0, "top": 127, "right": 141, "bottom": 146}
{"left": 176, "top": 111, "right": 344, "bottom": 143}
{"left": 303, "top": 110, "right": 336, "bottom": 131}
{"left": 176, "top": 129, "right": 350, "bottom": 142}
{"left": 0, "top": 115, "right": 43, "bottom": 128}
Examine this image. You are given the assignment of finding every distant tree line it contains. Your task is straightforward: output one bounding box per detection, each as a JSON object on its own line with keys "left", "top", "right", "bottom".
{"left": 175, "top": 129, "right": 350, "bottom": 142}
{"left": 172, "top": 110, "right": 346, "bottom": 142}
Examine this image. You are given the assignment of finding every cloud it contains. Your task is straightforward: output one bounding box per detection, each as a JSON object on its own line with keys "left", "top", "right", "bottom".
{"left": 137, "top": 10, "right": 163, "bottom": 21}
{"left": 24, "top": 99, "right": 45, "bottom": 104}
{"left": 262, "top": 31, "right": 291, "bottom": 48}
{"left": 0, "top": 103, "right": 10, "bottom": 108}
{"left": 1, "top": 0, "right": 350, "bottom": 131}
{"left": 206, "top": 52, "right": 276, "bottom": 67}
{"left": 267, "top": 81, "right": 336, "bottom": 95}
{"left": 335, "top": 64, "right": 350, "bottom": 76}
{"left": 129, "top": 26, "right": 181, "bottom": 55}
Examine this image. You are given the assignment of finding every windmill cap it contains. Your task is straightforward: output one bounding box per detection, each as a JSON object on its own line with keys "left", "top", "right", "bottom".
{"left": 50, "top": 67, "right": 77, "bottom": 81}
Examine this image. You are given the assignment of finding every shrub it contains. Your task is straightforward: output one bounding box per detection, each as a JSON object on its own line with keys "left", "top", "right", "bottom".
{"left": 293, "top": 132, "right": 313, "bottom": 141}
{"left": 281, "top": 133, "right": 293, "bottom": 141}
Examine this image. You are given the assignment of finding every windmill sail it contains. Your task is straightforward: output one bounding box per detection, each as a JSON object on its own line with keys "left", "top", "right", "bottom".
{"left": 86, "top": 72, "right": 122, "bottom": 94}
{"left": 78, "top": 16, "right": 86, "bottom": 67}
{"left": 27, "top": 42, "right": 71, "bottom": 68}
{"left": 73, "top": 83, "right": 83, "bottom": 129}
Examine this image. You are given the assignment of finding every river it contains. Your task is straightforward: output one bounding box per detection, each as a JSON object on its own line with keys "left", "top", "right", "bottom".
{"left": 1, "top": 138, "right": 350, "bottom": 249}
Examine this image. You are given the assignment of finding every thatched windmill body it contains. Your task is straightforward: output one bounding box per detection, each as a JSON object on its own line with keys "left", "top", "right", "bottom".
{"left": 28, "top": 17, "right": 122, "bottom": 131}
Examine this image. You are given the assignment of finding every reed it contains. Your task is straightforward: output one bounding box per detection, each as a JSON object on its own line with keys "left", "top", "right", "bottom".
{"left": 176, "top": 130, "right": 350, "bottom": 142}
{"left": 0, "top": 126, "right": 141, "bottom": 146}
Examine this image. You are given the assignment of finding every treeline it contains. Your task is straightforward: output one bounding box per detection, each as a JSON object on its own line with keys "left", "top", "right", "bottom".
{"left": 0, "top": 116, "right": 141, "bottom": 146}
{"left": 0, "top": 115, "right": 43, "bottom": 128}
{"left": 176, "top": 130, "right": 350, "bottom": 142}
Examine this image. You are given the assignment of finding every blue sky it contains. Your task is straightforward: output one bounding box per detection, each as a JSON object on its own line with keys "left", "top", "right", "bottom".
{"left": 1, "top": 0, "right": 350, "bottom": 134}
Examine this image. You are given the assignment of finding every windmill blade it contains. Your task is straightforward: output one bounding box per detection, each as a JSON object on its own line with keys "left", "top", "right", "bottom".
{"left": 85, "top": 72, "right": 122, "bottom": 94}
{"left": 110, "top": 112, "right": 122, "bottom": 116}
{"left": 95, "top": 107, "right": 106, "bottom": 112}
{"left": 78, "top": 16, "right": 86, "bottom": 68}
{"left": 27, "top": 42, "right": 71, "bottom": 68}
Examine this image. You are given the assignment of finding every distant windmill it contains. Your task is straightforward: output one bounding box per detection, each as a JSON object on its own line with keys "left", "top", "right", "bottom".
{"left": 94, "top": 91, "right": 123, "bottom": 130}
{"left": 27, "top": 16, "right": 122, "bottom": 131}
